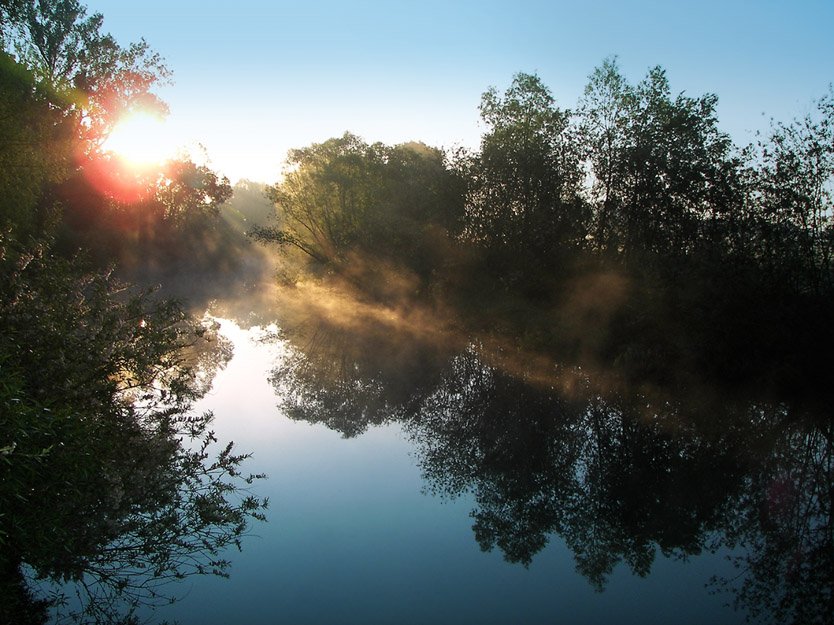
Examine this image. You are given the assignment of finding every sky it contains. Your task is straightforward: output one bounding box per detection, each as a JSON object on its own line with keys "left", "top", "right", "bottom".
{"left": 88, "top": 0, "right": 834, "bottom": 184}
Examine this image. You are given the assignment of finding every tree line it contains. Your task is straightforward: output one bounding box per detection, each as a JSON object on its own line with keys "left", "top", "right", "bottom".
{"left": 256, "top": 62, "right": 834, "bottom": 402}
{"left": 259, "top": 61, "right": 834, "bottom": 295}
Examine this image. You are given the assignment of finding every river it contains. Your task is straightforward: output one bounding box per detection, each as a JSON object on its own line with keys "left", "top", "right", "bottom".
{"left": 138, "top": 318, "right": 757, "bottom": 625}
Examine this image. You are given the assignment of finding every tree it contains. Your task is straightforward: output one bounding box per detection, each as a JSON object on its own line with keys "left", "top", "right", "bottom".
{"left": 0, "top": 236, "right": 266, "bottom": 622}
{"left": 146, "top": 155, "right": 233, "bottom": 225}
{"left": 2, "top": 0, "right": 170, "bottom": 150}
{"left": 254, "top": 133, "right": 464, "bottom": 295}
{"left": 577, "top": 57, "right": 636, "bottom": 252}
{"left": 0, "top": 49, "right": 76, "bottom": 236}
{"left": 0, "top": 1, "right": 235, "bottom": 282}
{"left": 752, "top": 89, "right": 834, "bottom": 294}
{"left": 577, "top": 60, "right": 739, "bottom": 262}
{"left": 0, "top": 1, "right": 184, "bottom": 252}
{"left": 464, "top": 73, "right": 588, "bottom": 270}
{"left": 253, "top": 133, "right": 379, "bottom": 266}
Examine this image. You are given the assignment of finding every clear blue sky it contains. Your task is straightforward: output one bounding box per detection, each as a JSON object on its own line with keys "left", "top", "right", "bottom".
{"left": 89, "top": 0, "right": 834, "bottom": 183}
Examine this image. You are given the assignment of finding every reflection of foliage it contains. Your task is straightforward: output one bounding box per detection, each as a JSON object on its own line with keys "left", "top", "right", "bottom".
{"left": 411, "top": 346, "right": 585, "bottom": 565}
{"left": 268, "top": 286, "right": 454, "bottom": 437}
{"left": 714, "top": 422, "right": 834, "bottom": 625}
{"left": 411, "top": 349, "right": 832, "bottom": 618}
{"left": 561, "top": 396, "right": 754, "bottom": 590}
{"left": 0, "top": 237, "right": 266, "bottom": 623}
{"left": 408, "top": 348, "right": 750, "bottom": 583}
{"left": 273, "top": 325, "right": 396, "bottom": 438}
{"left": 270, "top": 288, "right": 832, "bottom": 622}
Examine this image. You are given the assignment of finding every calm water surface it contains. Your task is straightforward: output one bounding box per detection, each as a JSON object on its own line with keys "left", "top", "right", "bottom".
{"left": 142, "top": 319, "right": 753, "bottom": 625}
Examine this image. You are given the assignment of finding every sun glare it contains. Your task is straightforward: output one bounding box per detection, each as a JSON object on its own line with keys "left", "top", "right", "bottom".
{"left": 103, "top": 111, "right": 177, "bottom": 166}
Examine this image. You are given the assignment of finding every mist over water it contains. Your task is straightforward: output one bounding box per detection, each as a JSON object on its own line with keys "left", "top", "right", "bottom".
{"left": 117, "top": 227, "right": 826, "bottom": 624}
{"left": 141, "top": 314, "right": 756, "bottom": 625}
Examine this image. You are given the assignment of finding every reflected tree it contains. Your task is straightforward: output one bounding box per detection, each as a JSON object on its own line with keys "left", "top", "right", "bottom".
{"left": 263, "top": 276, "right": 833, "bottom": 623}
{"left": 411, "top": 346, "right": 585, "bottom": 565}
{"left": 266, "top": 286, "right": 456, "bottom": 438}
{"left": 0, "top": 237, "right": 266, "bottom": 623}
{"left": 713, "top": 419, "right": 834, "bottom": 625}
{"left": 406, "top": 347, "right": 751, "bottom": 587}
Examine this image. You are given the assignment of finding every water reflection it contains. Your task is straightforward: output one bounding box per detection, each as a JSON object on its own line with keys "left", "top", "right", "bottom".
{"left": 264, "top": 290, "right": 833, "bottom": 624}
{"left": 266, "top": 284, "right": 458, "bottom": 437}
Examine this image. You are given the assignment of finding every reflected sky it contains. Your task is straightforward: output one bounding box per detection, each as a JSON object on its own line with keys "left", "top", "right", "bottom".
{"left": 142, "top": 319, "right": 747, "bottom": 625}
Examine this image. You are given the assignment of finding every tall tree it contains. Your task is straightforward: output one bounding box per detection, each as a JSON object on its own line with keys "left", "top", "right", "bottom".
{"left": 0, "top": 49, "right": 76, "bottom": 236}
{"left": 577, "top": 60, "right": 739, "bottom": 262}
{"left": 753, "top": 89, "right": 834, "bottom": 294}
{"left": 2, "top": 0, "right": 170, "bottom": 150}
{"left": 577, "top": 57, "right": 635, "bottom": 252}
{"left": 465, "top": 73, "right": 588, "bottom": 268}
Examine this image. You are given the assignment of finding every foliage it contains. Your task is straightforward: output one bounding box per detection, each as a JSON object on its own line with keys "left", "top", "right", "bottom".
{"left": 0, "top": 0, "right": 239, "bottom": 290}
{"left": 0, "top": 1, "right": 235, "bottom": 273}
{"left": 577, "top": 58, "right": 742, "bottom": 261}
{"left": 1, "top": 0, "right": 170, "bottom": 149}
{"left": 253, "top": 132, "right": 464, "bottom": 293}
{"left": 751, "top": 89, "right": 834, "bottom": 294}
{"left": 148, "top": 156, "right": 233, "bottom": 225}
{"left": 0, "top": 235, "right": 266, "bottom": 622}
{"left": 0, "top": 49, "right": 76, "bottom": 236}
{"left": 464, "top": 72, "right": 588, "bottom": 268}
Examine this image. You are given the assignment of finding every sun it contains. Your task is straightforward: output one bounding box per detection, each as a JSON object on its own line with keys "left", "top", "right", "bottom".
{"left": 102, "top": 110, "right": 177, "bottom": 167}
